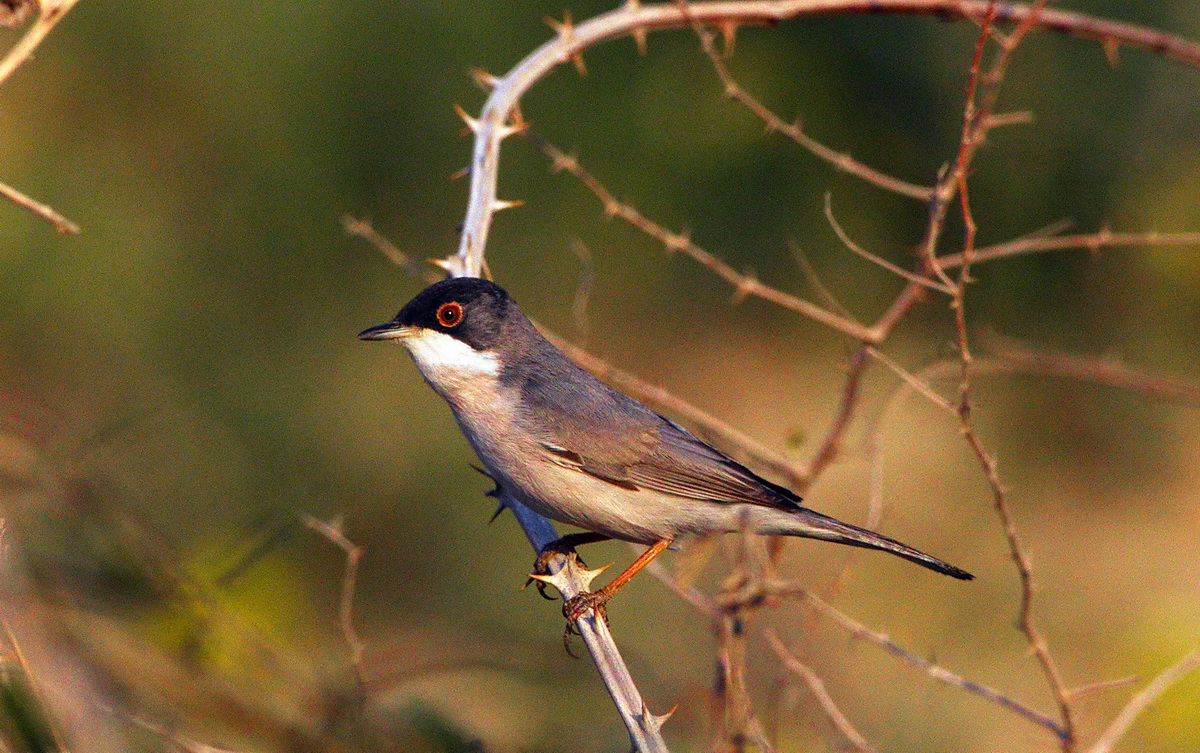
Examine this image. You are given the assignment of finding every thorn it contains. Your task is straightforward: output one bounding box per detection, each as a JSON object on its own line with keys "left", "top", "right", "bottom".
{"left": 492, "top": 198, "right": 525, "bottom": 212}
{"left": 646, "top": 702, "right": 678, "bottom": 731}
{"left": 578, "top": 562, "right": 612, "bottom": 590}
{"left": 469, "top": 67, "right": 498, "bottom": 91}
{"left": 453, "top": 104, "right": 479, "bottom": 134}
{"left": 450, "top": 165, "right": 471, "bottom": 181}
{"left": 430, "top": 256, "right": 456, "bottom": 273}
{"left": 732, "top": 273, "right": 757, "bottom": 305}
{"left": 497, "top": 118, "right": 528, "bottom": 140}
{"left": 719, "top": 21, "right": 738, "bottom": 57}
{"left": 1102, "top": 38, "right": 1120, "bottom": 68}
{"left": 570, "top": 51, "right": 587, "bottom": 77}
{"left": 526, "top": 570, "right": 573, "bottom": 595}
{"left": 545, "top": 9, "right": 574, "bottom": 38}
{"left": 631, "top": 27, "right": 648, "bottom": 56}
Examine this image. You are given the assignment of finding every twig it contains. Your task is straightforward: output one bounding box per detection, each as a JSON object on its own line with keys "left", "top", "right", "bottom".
{"left": 343, "top": 215, "right": 441, "bottom": 283}
{"left": 948, "top": 6, "right": 1078, "bottom": 748}
{"left": 797, "top": 587, "right": 1069, "bottom": 739}
{"left": 688, "top": 13, "right": 933, "bottom": 201}
{"left": 0, "top": 0, "right": 82, "bottom": 87}
{"left": 0, "top": 180, "right": 79, "bottom": 235}
{"left": 1087, "top": 648, "right": 1200, "bottom": 753}
{"left": 767, "top": 631, "right": 879, "bottom": 753}
{"left": 529, "top": 135, "right": 877, "bottom": 341}
{"left": 0, "top": 1, "right": 83, "bottom": 234}
{"left": 942, "top": 229, "right": 1200, "bottom": 268}
{"left": 824, "top": 193, "right": 952, "bottom": 294}
{"left": 302, "top": 515, "right": 367, "bottom": 693}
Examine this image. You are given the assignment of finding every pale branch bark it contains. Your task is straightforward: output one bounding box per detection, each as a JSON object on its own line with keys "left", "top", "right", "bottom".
{"left": 445, "top": 0, "right": 1200, "bottom": 281}
{"left": 0, "top": 180, "right": 79, "bottom": 235}
{"left": 499, "top": 491, "right": 672, "bottom": 753}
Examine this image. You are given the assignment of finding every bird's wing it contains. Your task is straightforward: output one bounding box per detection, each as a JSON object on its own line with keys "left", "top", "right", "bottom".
{"left": 521, "top": 364, "right": 801, "bottom": 513}
{"left": 622, "top": 417, "right": 803, "bottom": 512}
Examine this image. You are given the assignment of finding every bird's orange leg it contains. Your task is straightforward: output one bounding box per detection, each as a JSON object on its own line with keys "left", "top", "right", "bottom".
{"left": 562, "top": 536, "right": 674, "bottom": 626}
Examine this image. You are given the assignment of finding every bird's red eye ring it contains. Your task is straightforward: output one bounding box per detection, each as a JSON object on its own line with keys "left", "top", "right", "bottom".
{"left": 436, "top": 301, "right": 463, "bottom": 328}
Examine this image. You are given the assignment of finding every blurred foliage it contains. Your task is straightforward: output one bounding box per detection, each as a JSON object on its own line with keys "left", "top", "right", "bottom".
{"left": 1, "top": 1, "right": 1200, "bottom": 751}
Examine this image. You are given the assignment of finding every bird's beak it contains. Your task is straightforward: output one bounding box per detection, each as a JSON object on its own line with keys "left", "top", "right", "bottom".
{"left": 358, "top": 321, "right": 413, "bottom": 341}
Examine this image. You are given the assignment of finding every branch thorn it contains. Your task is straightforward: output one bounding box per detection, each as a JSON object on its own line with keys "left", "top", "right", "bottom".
{"left": 493, "top": 198, "right": 525, "bottom": 212}
{"left": 453, "top": 103, "right": 480, "bottom": 134}
{"left": 469, "top": 67, "right": 498, "bottom": 91}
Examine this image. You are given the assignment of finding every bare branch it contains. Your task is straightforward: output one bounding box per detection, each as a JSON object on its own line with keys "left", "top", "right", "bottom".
{"left": 0, "top": 180, "right": 79, "bottom": 235}
{"left": 302, "top": 515, "right": 367, "bottom": 693}
{"left": 1088, "top": 648, "right": 1200, "bottom": 753}
{"left": 824, "top": 193, "right": 953, "bottom": 294}
{"left": 689, "top": 16, "right": 933, "bottom": 200}
{"left": 768, "top": 631, "right": 879, "bottom": 753}
{"left": 529, "top": 135, "right": 878, "bottom": 342}
{"left": 502, "top": 492, "right": 672, "bottom": 753}
{"left": 796, "top": 588, "right": 1069, "bottom": 740}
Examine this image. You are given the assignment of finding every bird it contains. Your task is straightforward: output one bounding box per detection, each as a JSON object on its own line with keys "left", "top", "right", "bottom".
{"left": 360, "top": 277, "right": 972, "bottom": 628}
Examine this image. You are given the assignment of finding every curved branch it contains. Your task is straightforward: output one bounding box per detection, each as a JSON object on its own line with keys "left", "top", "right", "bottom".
{"left": 446, "top": 0, "right": 1200, "bottom": 278}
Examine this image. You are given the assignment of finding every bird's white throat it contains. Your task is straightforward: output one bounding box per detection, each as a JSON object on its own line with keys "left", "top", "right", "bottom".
{"left": 400, "top": 327, "right": 501, "bottom": 400}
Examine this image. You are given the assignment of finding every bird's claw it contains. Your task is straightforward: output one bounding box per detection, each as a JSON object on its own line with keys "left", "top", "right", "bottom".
{"left": 525, "top": 540, "right": 588, "bottom": 601}
{"left": 560, "top": 589, "right": 610, "bottom": 657}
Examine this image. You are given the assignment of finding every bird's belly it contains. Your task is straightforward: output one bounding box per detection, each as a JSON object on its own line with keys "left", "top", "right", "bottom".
{"left": 502, "top": 457, "right": 738, "bottom": 544}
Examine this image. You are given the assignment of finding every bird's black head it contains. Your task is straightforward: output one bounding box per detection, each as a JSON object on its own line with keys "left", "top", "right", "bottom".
{"left": 358, "top": 277, "right": 515, "bottom": 352}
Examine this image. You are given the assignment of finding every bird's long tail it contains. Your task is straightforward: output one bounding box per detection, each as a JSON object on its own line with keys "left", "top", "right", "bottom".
{"left": 775, "top": 507, "right": 973, "bottom": 580}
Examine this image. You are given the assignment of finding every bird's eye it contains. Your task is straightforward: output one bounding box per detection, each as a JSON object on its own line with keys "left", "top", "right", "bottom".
{"left": 436, "top": 301, "right": 463, "bottom": 328}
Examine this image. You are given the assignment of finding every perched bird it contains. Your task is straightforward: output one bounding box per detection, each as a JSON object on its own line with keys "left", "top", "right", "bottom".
{"left": 360, "top": 278, "right": 971, "bottom": 625}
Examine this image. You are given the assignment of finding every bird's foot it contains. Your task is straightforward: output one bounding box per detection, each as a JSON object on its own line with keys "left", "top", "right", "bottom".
{"left": 525, "top": 543, "right": 586, "bottom": 600}
{"left": 560, "top": 588, "right": 611, "bottom": 657}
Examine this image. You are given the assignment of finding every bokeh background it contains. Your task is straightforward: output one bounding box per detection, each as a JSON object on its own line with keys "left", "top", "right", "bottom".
{"left": 2, "top": 1, "right": 1199, "bottom": 751}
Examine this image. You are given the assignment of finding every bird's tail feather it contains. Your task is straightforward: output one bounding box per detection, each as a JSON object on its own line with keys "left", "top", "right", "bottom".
{"left": 777, "top": 507, "right": 973, "bottom": 580}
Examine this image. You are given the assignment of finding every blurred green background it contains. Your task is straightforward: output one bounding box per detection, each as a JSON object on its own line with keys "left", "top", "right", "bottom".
{"left": 2, "top": 1, "right": 1199, "bottom": 751}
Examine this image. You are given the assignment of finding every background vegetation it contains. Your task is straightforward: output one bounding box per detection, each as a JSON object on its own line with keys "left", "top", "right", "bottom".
{"left": 1, "top": 1, "right": 1199, "bottom": 751}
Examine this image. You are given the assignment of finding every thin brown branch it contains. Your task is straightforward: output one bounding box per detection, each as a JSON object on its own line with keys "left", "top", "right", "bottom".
{"left": 767, "top": 631, "right": 879, "bottom": 753}
{"left": 1066, "top": 676, "right": 1139, "bottom": 702}
{"left": 689, "top": 16, "right": 933, "bottom": 201}
{"left": 343, "top": 215, "right": 441, "bottom": 284}
{"left": 0, "top": 180, "right": 79, "bottom": 235}
{"left": 983, "top": 333, "right": 1200, "bottom": 404}
{"left": 302, "top": 515, "right": 366, "bottom": 693}
{"left": 529, "top": 136, "right": 877, "bottom": 342}
{"left": 1088, "top": 648, "right": 1200, "bottom": 753}
{"left": 943, "top": 229, "right": 1200, "bottom": 268}
{"left": 823, "top": 193, "right": 953, "bottom": 293}
{"left": 947, "top": 3, "right": 1078, "bottom": 748}
{"left": 796, "top": 587, "right": 1069, "bottom": 739}
{"left": 797, "top": 346, "right": 870, "bottom": 485}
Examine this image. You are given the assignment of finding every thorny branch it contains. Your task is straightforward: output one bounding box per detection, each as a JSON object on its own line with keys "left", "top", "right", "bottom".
{"left": 434, "top": 1, "right": 1200, "bottom": 750}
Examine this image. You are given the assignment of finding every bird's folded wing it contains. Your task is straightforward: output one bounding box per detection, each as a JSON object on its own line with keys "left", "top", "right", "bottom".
{"left": 542, "top": 416, "right": 802, "bottom": 513}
